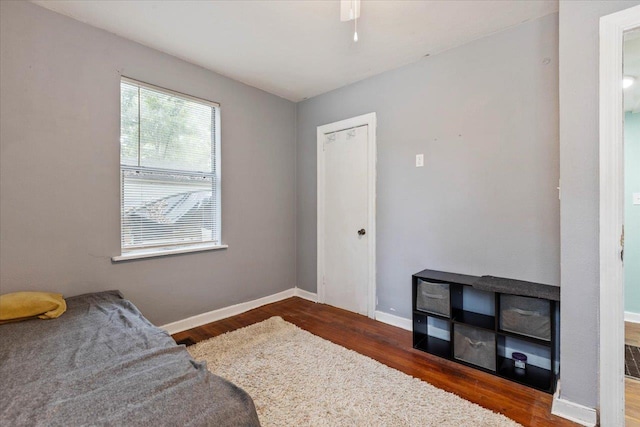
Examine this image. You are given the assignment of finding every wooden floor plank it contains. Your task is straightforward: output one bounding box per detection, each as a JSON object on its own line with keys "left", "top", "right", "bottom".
{"left": 173, "top": 297, "right": 577, "bottom": 426}
{"left": 627, "top": 378, "right": 640, "bottom": 426}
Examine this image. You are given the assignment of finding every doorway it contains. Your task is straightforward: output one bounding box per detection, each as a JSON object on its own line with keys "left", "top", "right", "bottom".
{"left": 624, "top": 27, "right": 640, "bottom": 426}
{"left": 599, "top": 5, "right": 640, "bottom": 426}
{"left": 317, "top": 113, "right": 376, "bottom": 318}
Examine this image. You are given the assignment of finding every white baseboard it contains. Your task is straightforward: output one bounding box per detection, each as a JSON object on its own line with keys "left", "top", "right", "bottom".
{"left": 625, "top": 311, "right": 640, "bottom": 323}
{"left": 551, "top": 382, "right": 597, "bottom": 427}
{"left": 375, "top": 310, "right": 412, "bottom": 331}
{"left": 161, "top": 288, "right": 315, "bottom": 335}
{"left": 294, "top": 287, "right": 318, "bottom": 302}
{"left": 162, "top": 287, "right": 419, "bottom": 336}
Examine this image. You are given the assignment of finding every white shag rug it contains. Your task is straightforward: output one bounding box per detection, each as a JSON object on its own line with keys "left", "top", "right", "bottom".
{"left": 188, "top": 316, "right": 521, "bottom": 427}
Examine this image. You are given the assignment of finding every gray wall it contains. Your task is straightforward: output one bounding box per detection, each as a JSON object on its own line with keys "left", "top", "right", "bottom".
{"left": 296, "top": 14, "right": 560, "bottom": 320}
{"left": 0, "top": 1, "right": 296, "bottom": 326}
{"left": 558, "top": 0, "right": 640, "bottom": 409}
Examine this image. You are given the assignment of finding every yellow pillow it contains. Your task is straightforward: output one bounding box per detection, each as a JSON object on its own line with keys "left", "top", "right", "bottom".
{"left": 0, "top": 292, "right": 67, "bottom": 324}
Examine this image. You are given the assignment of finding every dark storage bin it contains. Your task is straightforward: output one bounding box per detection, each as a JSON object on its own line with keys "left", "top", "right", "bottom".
{"left": 453, "top": 323, "right": 496, "bottom": 371}
{"left": 416, "top": 279, "right": 450, "bottom": 316}
{"left": 500, "top": 295, "right": 551, "bottom": 341}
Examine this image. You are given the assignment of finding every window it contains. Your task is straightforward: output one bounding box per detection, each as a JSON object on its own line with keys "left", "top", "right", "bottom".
{"left": 117, "top": 78, "right": 221, "bottom": 259}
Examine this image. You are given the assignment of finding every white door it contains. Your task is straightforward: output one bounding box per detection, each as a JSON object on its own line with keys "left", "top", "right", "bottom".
{"left": 320, "top": 124, "right": 370, "bottom": 315}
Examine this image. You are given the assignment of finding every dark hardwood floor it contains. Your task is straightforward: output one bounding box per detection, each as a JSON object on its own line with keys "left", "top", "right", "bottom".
{"left": 172, "top": 297, "right": 577, "bottom": 427}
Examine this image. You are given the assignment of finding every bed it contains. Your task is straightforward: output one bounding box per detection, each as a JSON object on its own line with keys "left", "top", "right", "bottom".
{"left": 0, "top": 290, "right": 260, "bottom": 426}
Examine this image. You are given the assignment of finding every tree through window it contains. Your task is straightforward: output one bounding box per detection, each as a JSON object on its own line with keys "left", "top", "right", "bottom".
{"left": 119, "top": 78, "right": 220, "bottom": 252}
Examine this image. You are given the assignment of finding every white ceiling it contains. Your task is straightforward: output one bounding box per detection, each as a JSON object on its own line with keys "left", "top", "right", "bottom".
{"left": 32, "top": 0, "right": 559, "bottom": 102}
{"left": 625, "top": 30, "right": 640, "bottom": 113}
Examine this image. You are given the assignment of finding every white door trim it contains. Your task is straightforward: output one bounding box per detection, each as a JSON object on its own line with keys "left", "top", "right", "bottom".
{"left": 317, "top": 113, "right": 377, "bottom": 319}
{"left": 599, "top": 6, "right": 640, "bottom": 426}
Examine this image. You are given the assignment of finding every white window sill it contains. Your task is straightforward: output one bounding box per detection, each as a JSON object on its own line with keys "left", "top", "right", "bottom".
{"left": 112, "top": 243, "right": 228, "bottom": 262}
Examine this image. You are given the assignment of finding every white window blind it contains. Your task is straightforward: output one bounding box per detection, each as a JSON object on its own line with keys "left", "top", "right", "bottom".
{"left": 120, "top": 78, "right": 220, "bottom": 252}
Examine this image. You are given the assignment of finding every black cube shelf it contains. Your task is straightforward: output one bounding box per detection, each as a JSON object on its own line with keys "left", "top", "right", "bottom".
{"left": 412, "top": 269, "right": 559, "bottom": 394}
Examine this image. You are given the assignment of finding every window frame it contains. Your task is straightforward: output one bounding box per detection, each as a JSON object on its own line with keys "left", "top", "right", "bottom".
{"left": 113, "top": 77, "right": 224, "bottom": 262}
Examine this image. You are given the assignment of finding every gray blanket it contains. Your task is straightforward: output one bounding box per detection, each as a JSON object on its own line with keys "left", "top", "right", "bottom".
{"left": 0, "top": 291, "right": 260, "bottom": 426}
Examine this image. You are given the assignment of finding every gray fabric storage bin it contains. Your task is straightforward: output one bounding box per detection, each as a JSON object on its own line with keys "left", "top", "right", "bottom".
{"left": 416, "top": 279, "right": 450, "bottom": 316}
{"left": 453, "top": 324, "right": 496, "bottom": 371}
{"left": 500, "top": 294, "right": 551, "bottom": 341}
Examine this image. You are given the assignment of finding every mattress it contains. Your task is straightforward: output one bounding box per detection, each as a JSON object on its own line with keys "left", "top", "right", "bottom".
{"left": 0, "top": 290, "right": 260, "bottom": 426}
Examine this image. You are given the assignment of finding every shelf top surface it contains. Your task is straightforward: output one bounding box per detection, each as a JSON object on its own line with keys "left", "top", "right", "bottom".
{"left": 475, "top": 276, "right": 560, "bottom": 301}
{"left": 413, "top": 269, "right": 479, "bottom": 286}
{"left": 413, "top": 269, "right": 560, "bottom": 301}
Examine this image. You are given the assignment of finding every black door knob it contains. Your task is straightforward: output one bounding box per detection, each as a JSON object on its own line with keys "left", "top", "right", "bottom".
{"left": 358, "top": 229, "right": 366, "bottom": 236}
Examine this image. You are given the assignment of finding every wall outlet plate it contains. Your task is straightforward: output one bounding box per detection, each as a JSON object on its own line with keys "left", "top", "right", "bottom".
{"left": 634, "top": 192, "right": 640, "bottom": 205}
{"left": 416, "top": 154, "right": 424, "bottom": 167}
